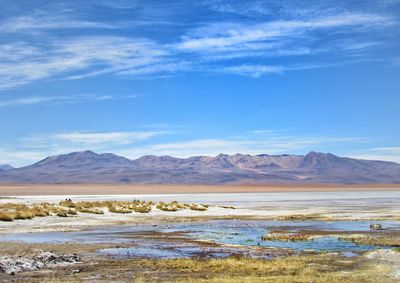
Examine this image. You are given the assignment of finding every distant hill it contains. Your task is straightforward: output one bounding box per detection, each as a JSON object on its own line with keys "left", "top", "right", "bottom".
{"left": 0, "top": 164, "right": 14, "bottom": 171}
{"left": 0, "top": 150, "right": 399, "bottom": 184}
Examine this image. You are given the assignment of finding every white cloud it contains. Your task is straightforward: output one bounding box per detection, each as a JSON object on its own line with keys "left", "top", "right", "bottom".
{"left": 0, "top": 94, "right": 136, "bottom": 108}
{"left": 176, "top": 14, "right": 393, "bottom": 52}
{"left": 0, "top": 7, "right": 396, "bottom": 90}
{"left": 21, "top": 130, "right": 168, "bottom": 149}
{"left": 119, "top": 133, "right": 369, "bottom": 159}
{"left": 351, "top": 147, "right": 400, "bottom": 163}
{"left": 52, "top": 131, "right": 162, "bottom": 145}
{"left": 0, "top": 148, "right": 47, "bottom": 167}
{"left": 0, "top": 36, "right": 170, "bottom": 90}
{"left": 222, "top": 65, "right": 283, "bottom": 77}
{"left": 0, "top": 15, "right": 119, "bottom": 33}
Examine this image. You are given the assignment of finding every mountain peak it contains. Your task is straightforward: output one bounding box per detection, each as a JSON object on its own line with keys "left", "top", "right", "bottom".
{"left": 300, "top": 151, "right": 348, "bottom": 170}
{"left": 31, "top": 150, "right": 132, "bottom": 169}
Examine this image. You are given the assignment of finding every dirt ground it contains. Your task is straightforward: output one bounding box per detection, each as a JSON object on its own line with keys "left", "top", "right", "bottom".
{"left": 0, "top": 183, "right": 399, "bottom": 196}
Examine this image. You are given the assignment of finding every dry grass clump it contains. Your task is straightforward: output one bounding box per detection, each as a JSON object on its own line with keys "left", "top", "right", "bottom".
{"left": 0, "top": 211, "right": 16, "bottom": 221}
{"left": 67, "top": 209, "right": 78, "bottom": 215}
{"left": 118, "top": 253, "right": 394, "bottom": 283}
{"left": 76, "top": 207, "right": 104, "bottom": 214}
{"left": 189, "top": 204, "right": 208, "bottom": 211}
{"left": 125, "top": 200, "right": 153, "bottom": 213}
{"left": 59, "top": 199, "right": 76, "bottom": 208}
{"left": 14, "top": 210, "right": 35, "bottom": 220}
{"left": 339, "top": 234, "right": 400, "bottom": 247}
{"left": 156, "top": 201, "right": 179, "bottom": 212}
{"left": 30, "top": 206, "right": 50, "bottom": 217}
{"left": 0, "top": 203, "right": 30, "bottom": 210}
{"left": 71, "top": 200, "right": 153, "bottom": 214}
{"left": 108, "top": 204, "right": 132, "bottom": 214}
{"left": 278, "top": 213, "right": 325, "bottom": 221}
{"left": 261, "top": 233, "right": 312, "bottom": 242}
{"left": 0, "top": 203, "right": 52, "bottom": 221}
{"left": 0, "top": 198, "right": 211, "bottom": 221}
{"left": 132, "top": 205, "right": 152, "bottom": 213}
{"left": 155, "top": 200, "right": 208, "bottom": 212}
{"left": 57, "top": 211, "right": 68, "bottom": 217}
{"left": 52, "top": 207, "right": 76, "bottom": 217}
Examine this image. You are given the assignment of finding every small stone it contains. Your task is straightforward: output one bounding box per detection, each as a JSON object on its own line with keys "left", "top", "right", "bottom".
{"left": 370, "top": 224, "right": 383, "bottom": 230}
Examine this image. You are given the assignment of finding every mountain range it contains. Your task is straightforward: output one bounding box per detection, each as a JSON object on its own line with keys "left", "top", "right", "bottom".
{"left": 0, "top": 150, "right": 399, "bottom": 184}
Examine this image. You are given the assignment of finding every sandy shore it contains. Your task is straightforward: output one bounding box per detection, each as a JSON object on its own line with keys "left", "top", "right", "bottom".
{"left": 0, "top": 183, "right": 400, "bottom": 196}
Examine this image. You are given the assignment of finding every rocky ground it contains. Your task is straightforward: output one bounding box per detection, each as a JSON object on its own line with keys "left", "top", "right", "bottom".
{"left": 0, "top": 251, "right": 80, "bottom": 275}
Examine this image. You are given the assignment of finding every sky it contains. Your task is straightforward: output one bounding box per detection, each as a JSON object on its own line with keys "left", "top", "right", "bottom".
{"left": 0, "top": 0, "right": 399, "bottom": 167}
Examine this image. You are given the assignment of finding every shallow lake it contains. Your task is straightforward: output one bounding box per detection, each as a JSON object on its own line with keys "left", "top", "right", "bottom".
{"left": 1, "top": 219, "right": 399, "bottom": 259}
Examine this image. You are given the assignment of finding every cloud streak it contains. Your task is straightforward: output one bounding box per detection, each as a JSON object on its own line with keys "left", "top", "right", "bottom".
{"left": 120, "top": 132, "right": 370, "bottom": 159}
{"left": 176, "top": 14, "right": 393, "bottom": 51}
{"left": 51, "top": 131, "right": 164, "bottom": 145}
{"left": 0, "top": 15, "right": 118, "bottom": 33}
{"left": 0, "top": 2, "right": 397, "bottom": 91}
{"left": 0, "top": 36, "right": 171, "bottom": 90}
{"left": 351, "top": 147, "right": 400, "bottom": 163}
{"left": 0, "top": 94, "right": 136, "bottom": 108}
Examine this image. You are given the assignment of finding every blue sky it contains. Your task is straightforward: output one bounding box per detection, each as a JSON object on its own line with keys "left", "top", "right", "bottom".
{"left": 0, "top": 0, "right": 399, "bottom": 166}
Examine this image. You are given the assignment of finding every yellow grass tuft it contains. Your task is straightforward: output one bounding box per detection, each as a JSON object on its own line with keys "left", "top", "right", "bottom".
{"left": 189, "top": 204, "right": 208, "bottom": 211}
{"left": 109, "top": 205, "right": 132, "bottom": 214}
{"left": 0, "top": 211, "right": 16, "bottom": 221}
{"left": 77, "top": 207, "right": 104, "bottom": 214}
{"left": 14, "top": 210, "right": 34, "bottom": 220}
{"left": 59, "top": 199, "right": 76, "bottom": 208}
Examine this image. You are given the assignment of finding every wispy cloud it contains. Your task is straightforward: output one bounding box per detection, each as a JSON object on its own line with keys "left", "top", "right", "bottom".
{"left": 222, "top": 65, "right": 283, "bottom": 77}
{"left": 120, "top": 132, "right": 370, "bottom": 159}
{"left": 176, "top": 14, "right": 393, "bottom": 52}
{"left": 0, "top": 15, "right": 118, "bottom": 33}
{"left": 23, "top": 130, "right": 168, "bottom": 149}
{"left": 0, "top": 129, "right": 373, "bottom": 167}
{"left": 51, "top": 131, "right": 163, "bottom": 145}
{"left": 0, "top": 2, "right": 397, "bottom": 90}
{"left": 0, "top": 94, "right": 136, "bottom": 108}
{"left": 0, "top": 148, "right": 47, "bottom": 167}
{"left": 351, "top": 147, "right": 400, "bottom": 163}
{"left": 0, "top": 36, "right": 170, "bottom": 90}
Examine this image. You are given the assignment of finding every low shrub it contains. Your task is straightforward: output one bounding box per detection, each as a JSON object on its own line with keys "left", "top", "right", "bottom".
{"left": 109, "top": 205, "right": 132, "bottom": 214}
{"left": 67, "top": 209, "right": 78, "bottom": 215}
{"left": 77, "top": 207, "right": 104, "bottom": 214}
{"left": 14, "top": 210, "right": 35, "bottom": 220}
{"left": 132, "top": 205, "right": 152, "bottom": 213}
{"left": 57, "top": 211, "right": 68, "bottom": 217}
{"left": 0, "top": 211, "right": 15, "bottom": 221}
{"left": 59, "top": 199, "right": 76, "bottom": 208}
{"left": 189, "top": 204, "right": 207, "bottom": 211}
{"left": 31, "top": 206, "right": 50, "bottom": 217}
